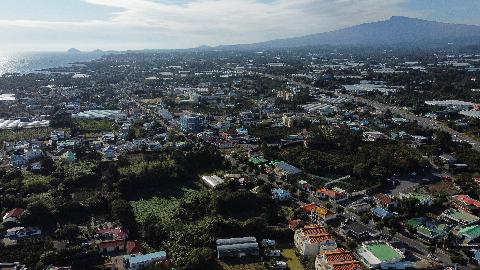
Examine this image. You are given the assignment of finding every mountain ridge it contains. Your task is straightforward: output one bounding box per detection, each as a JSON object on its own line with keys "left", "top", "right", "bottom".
{"left": 215, "top": 16, "right": 480, "bottom": 50}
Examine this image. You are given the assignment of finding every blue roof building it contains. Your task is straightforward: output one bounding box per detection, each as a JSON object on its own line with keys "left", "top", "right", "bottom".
{"left": 371, "top": 207, "right": 394, "bottom": 220}
{"left": 274, "top": 161, "right": 302, "bottom": 176}
{"left": 124, "top": 251, "right": 167, "bottom": 270}
{"left": 272, "top": 188, "right": 291, "bottom": 201}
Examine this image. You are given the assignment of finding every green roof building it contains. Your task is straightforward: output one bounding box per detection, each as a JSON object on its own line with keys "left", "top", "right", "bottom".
{"left": 357, "top": 241, "right": 411, "bottom": 269}
{"left": 406, "top": 217, "right": 450, "bottom": 242}
{"left": 440, "top": 208, "right": 480, "bottom": 226}
{"left": 249, "top": 156, "right": 268, "bottom": 165}
{"left": 458, "top": 225, "right": 480, "bottom": 245}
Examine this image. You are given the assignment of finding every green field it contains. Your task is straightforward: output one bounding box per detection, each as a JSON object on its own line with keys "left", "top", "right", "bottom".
{"left": 73, "top": 119, "right": 118, "bottom": 132}
{"left": 130, "top": 188, "right": 198, "bottom": 224}
{"left": 0, "top": 128, "right": 51, "bottom": 142}
{"left": 281, "top": 247, "right": 305, "bottom": 270}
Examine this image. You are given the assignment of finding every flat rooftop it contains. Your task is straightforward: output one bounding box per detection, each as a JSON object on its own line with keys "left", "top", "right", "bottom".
{"left": 365, "top": 242, "right": 402, "bottom": 261}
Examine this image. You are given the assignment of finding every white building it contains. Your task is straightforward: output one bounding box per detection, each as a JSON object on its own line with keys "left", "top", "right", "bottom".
{"left": 425, "top": 100, "right": 474, "bottom": 110}
{"left": 294, "top": 225, "right": 337, "bottom": 256}
{"left": 201, "top": 175, "right": 225, "bottom": 189}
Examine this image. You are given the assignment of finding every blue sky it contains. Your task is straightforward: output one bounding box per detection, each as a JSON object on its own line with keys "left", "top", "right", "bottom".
{"left": 0, "top": 0, "right": 478, "bottom": 52}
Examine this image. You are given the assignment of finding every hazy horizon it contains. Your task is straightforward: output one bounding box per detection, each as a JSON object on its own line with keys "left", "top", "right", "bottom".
{"left": 1, "top": 0, "right": 480, "bottom": 52}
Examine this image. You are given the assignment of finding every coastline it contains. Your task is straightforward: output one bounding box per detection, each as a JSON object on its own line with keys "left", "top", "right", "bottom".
{"left": 0, "top": 51, "right": 105, "bottom": 76}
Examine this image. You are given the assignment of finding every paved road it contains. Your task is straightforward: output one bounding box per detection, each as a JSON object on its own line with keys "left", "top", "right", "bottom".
{"left": 253, "top": 72, "right": 480, "bottom": 152}
{"left": 348, "top": 95, "right": 480, "bottom": 152}
{"left": 342, "top": 208, "right": 457, "bottom": 268}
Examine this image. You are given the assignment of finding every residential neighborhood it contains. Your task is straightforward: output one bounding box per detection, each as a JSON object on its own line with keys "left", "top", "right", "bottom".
{"left": 1, "top": 43, "right": 480, "bottom": 270}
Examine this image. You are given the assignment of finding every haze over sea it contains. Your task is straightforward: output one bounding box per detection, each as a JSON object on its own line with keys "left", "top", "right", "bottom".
{"left": 0, "top": 51, "right": 103, "bottom": 75}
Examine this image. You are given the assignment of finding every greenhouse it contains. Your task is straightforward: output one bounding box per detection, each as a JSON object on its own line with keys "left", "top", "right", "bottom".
{"left": 216, "top": 237, "right": 259, "bottom": 259}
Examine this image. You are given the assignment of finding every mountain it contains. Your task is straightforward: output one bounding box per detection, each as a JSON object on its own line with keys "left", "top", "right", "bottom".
{"left": 217, "top": 16, "right": 480, "bottom": 50}
{"left": 67, "top": 48, "right": 82, "bottom": 53}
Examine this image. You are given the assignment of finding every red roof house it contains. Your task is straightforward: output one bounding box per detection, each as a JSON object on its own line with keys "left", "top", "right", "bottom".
{"left": 452, "top": 194, "right": 480, "bottom": 214}
{"left": 2, "top": 208, "right": 25, "bottom": 224}
{"left": 127, "top": 240, "right": 144, "bottom": 254}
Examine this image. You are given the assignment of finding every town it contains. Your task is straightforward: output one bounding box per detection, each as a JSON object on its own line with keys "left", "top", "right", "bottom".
{"left": 1, "top": 46, "right": 480, "bottom": 270}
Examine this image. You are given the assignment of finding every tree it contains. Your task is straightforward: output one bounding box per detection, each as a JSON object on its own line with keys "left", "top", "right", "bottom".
{"left": 55, "top": 224, "right": 81, "bottom": 242}
{"left": 40, "top": 156, "right": 55, "bottom": 175}
{"left": 184, "top": 247, "right": 219, "bottom": 270}
{"left": 111, "top": 199, "right": 138, "bottom": 236}
{"left": 360, "top": 214, "right": 370, "bottom": 224}
{"left": 434, "top": 131, "right": 452, "bottom": 151}
{"left": 383, "top": 109, "right": 393, "bottom": 119}
{"left": 21, "top": 201, "right": 54, "bottom": 228}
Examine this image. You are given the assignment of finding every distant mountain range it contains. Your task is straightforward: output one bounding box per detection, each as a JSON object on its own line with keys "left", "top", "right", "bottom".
{"left": 214, "top": 16, "right": 480, "bottom": 50}
{"left": 67, "top": 48, "right": 82, "bottom": 53}
{"left": 67, "top": 48, "right": 118, "bottom": 54}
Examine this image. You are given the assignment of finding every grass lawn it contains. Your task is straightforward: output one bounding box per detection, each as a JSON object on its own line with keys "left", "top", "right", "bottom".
{"left": 281, "top": 247, "right": 305, "bottom": 270}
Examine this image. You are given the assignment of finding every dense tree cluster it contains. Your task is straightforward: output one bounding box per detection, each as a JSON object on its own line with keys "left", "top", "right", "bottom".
{"left": 0, "top": 141, "right": 226, "bottom": 268}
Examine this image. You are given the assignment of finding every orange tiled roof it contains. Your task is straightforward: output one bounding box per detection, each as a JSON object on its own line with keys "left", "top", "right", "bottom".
{"left": 302, "top": 224, "right": 328, "bottom": 235}
{"left": 374, "top": 193, "right": 392, "bottom": 205}
{"left": 317, "top": 188, "right": 345, "bottom": 198}
{"left": 289, "top": 219, "right": 304, "bottom": 230}
{"left": 301, "top": 225, "right": 333, "bottom": 243}
{"left": 308, "top": 233, "right": 333, "bottom": 243}
{"left": 323, "top": 248, "right": 347, "bottom": 255}
{"left": 313, "top": 207, "right": 334, "bottom": 216}
{"left": 331, "top": 261, "right": 362, "bottom": 270}
{"left": 322, "top": 248, "right": 361, "bottom": 270}
{"left": 324, "top": 248, "right": 356, "bottom": 262}
{"left": 303, "top": 203, "right": 319, "bottom": 212}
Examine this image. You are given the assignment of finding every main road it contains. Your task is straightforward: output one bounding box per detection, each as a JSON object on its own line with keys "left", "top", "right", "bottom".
{"left": 252, "top": 71, "right": 480, "bottom": 152}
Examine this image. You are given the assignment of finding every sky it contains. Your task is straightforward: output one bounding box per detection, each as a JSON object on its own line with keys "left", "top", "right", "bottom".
{"left": 0, "top": 0, "right": 479, "bottom": 52}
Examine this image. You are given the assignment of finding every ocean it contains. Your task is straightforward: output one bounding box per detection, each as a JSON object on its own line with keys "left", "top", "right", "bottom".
{"left": 0, "top": 51, "right": 104, "bottom": 75}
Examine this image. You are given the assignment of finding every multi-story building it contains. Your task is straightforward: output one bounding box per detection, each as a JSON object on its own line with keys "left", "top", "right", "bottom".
{"left": 315, "top": 248, "right": 362, "bottom": 270}
{"left": 179, "top": 114, "right": 203, "bottom": 133}
{"left": 294, "top": 225, "right": 337, "bottom": 256}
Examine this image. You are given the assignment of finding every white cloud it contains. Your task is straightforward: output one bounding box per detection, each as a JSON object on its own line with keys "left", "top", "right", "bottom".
{"left": 0, "top": 0, "right": 415, "bottom": 49}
